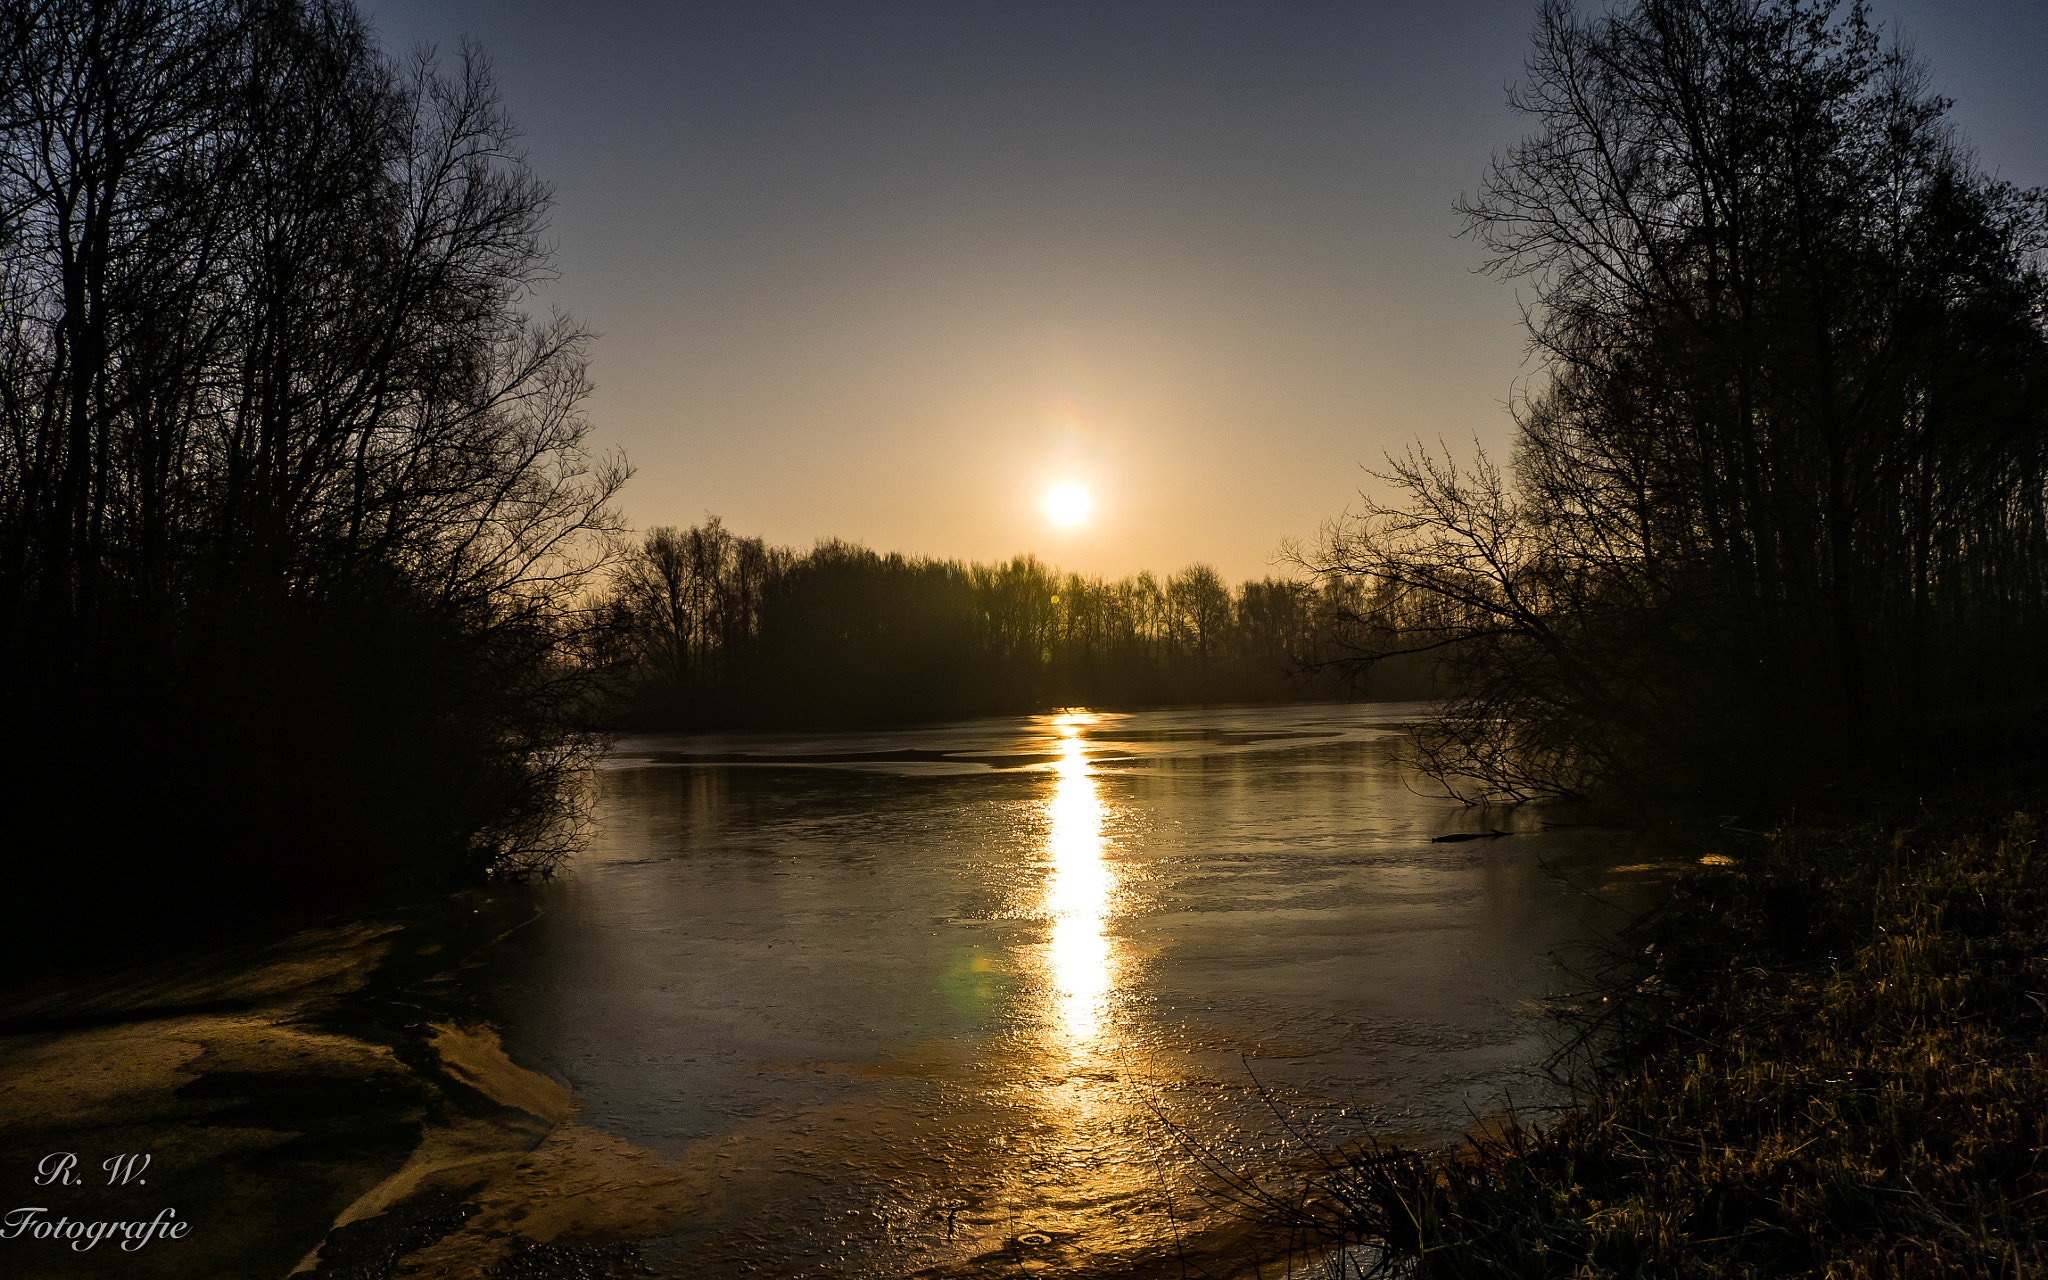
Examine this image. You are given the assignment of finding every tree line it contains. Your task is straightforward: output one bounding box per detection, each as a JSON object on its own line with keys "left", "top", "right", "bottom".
{"left": 595, "top": 518, "right": 1433, "bottom": 729}
{"left": 0, "top": 0, "right": 622, "bottom": 953}
{"left": 1311, "top": 0, "right": 2048, "bottom": 805}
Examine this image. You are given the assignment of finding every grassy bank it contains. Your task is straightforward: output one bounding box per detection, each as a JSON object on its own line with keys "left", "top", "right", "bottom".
{"left": 1310, "top": 806, "right": 2048, "bottom": 1277}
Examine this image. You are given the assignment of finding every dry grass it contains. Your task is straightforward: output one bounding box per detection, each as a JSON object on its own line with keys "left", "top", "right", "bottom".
{"left": 1309, "top": 809, "right": 2048, "bottom": 1277}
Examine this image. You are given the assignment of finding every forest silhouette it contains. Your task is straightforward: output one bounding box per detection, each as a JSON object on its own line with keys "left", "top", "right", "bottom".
{"left": 1301, "top": 7, "right": 2048, "bottom": 1275}
{"left": 0, "top": 0, "right": 1413, "bottom": 960}
{"left": 1306, "top": 0, "right": 2048, "bottom": 806}
{"left": 0, "top": 0, "right": 624, "bottom": 957}
{"left": 3, "top": 0, "right": 2044, "bottom": 965}
{"left": 592, "top": 518, "right": 1432, "bottom": 731}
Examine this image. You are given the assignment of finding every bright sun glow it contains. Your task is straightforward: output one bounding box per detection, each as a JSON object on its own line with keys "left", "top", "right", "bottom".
{"left": 1044, "top": 482, "right": 1091, "bottom": 526}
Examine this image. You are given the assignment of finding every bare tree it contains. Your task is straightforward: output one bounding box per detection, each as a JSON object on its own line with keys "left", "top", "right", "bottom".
{"left": 1311, "top": 0, "right": 2048, "bottom": 802}
{"left": 0, "top": 0, "right": 628, "bottom": 931}
{"left": 1164, "top": 564, "right": 1232, "bottom": 670}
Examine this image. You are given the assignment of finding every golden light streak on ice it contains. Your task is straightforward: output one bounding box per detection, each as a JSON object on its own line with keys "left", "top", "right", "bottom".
{"left": 1043, "top": 713, "right": 1115, "bottom": 1044}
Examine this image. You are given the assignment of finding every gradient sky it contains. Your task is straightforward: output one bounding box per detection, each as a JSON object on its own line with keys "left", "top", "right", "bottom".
{"left": 365, "top": 0, "right": 2048, "bottom": 585}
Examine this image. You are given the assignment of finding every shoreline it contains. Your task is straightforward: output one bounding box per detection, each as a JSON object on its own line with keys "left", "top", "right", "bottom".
{"left": 1312, "top": 801, "right": 2048, "bottom": 1275}
{"left": 0, "top": 885, "right": 1410, "bottom": 1279}
{"left": 0, "top": 897, "right": 702, "bottom": 1278}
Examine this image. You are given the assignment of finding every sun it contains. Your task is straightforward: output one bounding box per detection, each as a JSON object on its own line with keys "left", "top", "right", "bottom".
{"left": 1044, "top": 482, "right": 1091, "bottom": 527}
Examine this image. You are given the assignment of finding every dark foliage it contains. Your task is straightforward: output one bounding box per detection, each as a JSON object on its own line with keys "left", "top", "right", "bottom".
{"left": 1303, "top": 811, "right": 2048, "bottom": 1278}
{"left": 1266, "top": 6, "right": 2048, "bottom": 1271}
{"left": 595, "top": 520, "right": 1435, "bottom": 730}
{"left": 1309, "top": 0, "right": 2048, "bottom": 804}
{"left": 0, "top": 0, "right": 624, "bottom": 958}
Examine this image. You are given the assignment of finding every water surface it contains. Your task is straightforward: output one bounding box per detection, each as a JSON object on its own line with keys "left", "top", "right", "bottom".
{"left": 477, "top": 702, "right": 1660, "bottom": 1277}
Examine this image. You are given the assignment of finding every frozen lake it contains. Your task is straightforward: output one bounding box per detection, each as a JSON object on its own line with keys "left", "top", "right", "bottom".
{"left": 471, "top": 702, "right": 1661, "bottom": 1277}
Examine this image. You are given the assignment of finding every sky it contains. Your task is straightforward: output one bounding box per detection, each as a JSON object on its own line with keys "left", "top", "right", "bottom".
{"left": 364, "top": 0, "right": 2048, "bottom": 585}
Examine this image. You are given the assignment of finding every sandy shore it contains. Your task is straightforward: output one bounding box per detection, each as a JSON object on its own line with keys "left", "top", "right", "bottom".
{"left": 0, "top": 898, "right": 703, "bottom": 1280}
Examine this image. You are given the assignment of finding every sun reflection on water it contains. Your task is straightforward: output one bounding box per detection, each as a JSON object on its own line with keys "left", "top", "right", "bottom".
{"left": 1044, "top": 713, "right": 1116, "bottom": 1044}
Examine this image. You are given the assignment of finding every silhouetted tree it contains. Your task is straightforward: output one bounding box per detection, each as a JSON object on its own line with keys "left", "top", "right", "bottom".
{"left": 596, "top": 521, "right": 1358, "bottom": 728}
{"left": 1164, "top": 564, "right": 1232, "bottom": 674}
{"left": 607, "top": 519, "right": 784, "bottom": 721}
{"left": 1311, "top": 0, "right": 2048, "bottom": 801}
{"left": 746, "top": 541, "right": 1001, "bottom": 726}
{"left": 0, "top": 0, "right": 624, "bottom": 946}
